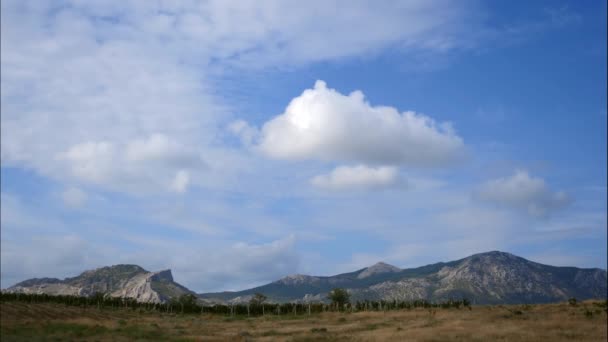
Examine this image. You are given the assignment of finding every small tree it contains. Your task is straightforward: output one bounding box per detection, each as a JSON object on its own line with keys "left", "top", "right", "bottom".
{"left": 327, "top": 288, "right": 350, "bottom": 310}
{"left": 91, "top": 292, "right": 105, "bottom": 309}
{"left": 249, "top": 293, "right": 267, "bottom": 306}
{"left": 171, "top": 294, "right": 199, "bottom": 314}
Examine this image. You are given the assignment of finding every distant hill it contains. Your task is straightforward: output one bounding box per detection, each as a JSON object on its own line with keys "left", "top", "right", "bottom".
{"left": 199, "top": 251, "right": 607, "bottom": 305}
{"left": 6, "top": 251, "right": 606, "bottom": 305}
{"left": 5, "top": 264, "right": 194, "bottom": 303}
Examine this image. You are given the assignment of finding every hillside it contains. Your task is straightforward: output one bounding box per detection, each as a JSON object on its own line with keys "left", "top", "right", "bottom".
{"left": 5, "top": 265, "right": 193, "bottom": 303}
{"left": 199, "top": 251, "right": 607, "bottom": 304}
{"left": 5, "top": 251, "right": 606, "bottom": 305}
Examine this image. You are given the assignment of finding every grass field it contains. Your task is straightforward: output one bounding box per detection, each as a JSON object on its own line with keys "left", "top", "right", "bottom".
{"left": 1, "top": 300, "right": 606, "bottom": 341}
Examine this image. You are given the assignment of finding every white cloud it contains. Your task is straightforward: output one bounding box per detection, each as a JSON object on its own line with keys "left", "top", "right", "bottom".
{"left": 55, "top": 134, "right": 205, "bottom": 193}
{"left": 251, "top": 81, "right": 464, "bottom": 166}
{"left": 1, "top": 1, "right": 478, "bottom": 196}
{"left": 0, "top": 4, "right": 223, "bottom": 195}
{"left": 311, "top": 165, "right": 400, "bottom": 191}
{"left": 474, "top": 170, "right": 571, "bottom": 217}
{"left": 228, "top": 120, "right": 259, "bottom": 147}
{"left": 124, "top": 134, "right": 199, "bottom": 166}
{"left": 61, "top": 141, "right": 116, "bottom": 184}
{"left": 170, "top": 170, "right": 190, "bottom": 194}
{"left": 61, "top": 187, "right": 88, "bottom": 208}
{"left": 162, "top": 0, "right": 476, "bottom": 67}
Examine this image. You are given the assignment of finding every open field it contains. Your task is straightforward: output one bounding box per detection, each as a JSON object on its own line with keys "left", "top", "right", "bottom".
{"left": 1, "top": 300, "right": 606, "bottom": 341}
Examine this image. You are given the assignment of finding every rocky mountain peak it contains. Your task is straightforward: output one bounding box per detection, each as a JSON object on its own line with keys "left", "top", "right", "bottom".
{"left": 357, "top": 262, "right": 401, "bottom": 279}
{"left": 150, "top": 269, "right": 173, "bottom": 282}
{"left": 6, "top": 265, "right": 191, "bottom": 304}
{"left": 471, "top": 251, "right": 518, "bottom": 259}
{"left": 461, "top": 251, "right": 528, "bottom": 269}
{"left": 76, "top": 264, "right": 147, "bottom": 278}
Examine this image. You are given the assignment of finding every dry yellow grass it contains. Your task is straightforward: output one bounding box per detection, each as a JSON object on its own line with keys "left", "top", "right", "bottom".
{"left": 1, "top": 300, "right": 606, "bottom": 341}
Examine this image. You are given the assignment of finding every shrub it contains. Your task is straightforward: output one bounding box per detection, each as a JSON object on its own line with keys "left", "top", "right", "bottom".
{"left": 327, "top": 288, "right": 350, "bottom": 309}
{"left": 249, "top": 293, "right": 267, "bottom": 306}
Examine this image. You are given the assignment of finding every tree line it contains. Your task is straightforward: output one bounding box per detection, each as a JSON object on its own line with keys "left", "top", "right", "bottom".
{"left": 0, "top": 289, "right": 471, "bottom": 316}
{"left": 0, "top": 292, "right": 201, "bottom": 314}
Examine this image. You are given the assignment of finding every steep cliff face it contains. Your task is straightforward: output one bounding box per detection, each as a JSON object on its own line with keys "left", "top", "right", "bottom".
{"left": 108, "top": 271, "right": 163, "bottom": 303}
{"left": 6, "top": 265, "right": 193, "bottom": 303}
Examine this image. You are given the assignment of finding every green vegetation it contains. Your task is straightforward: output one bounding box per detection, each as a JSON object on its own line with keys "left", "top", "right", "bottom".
{"left": 1, "top": 292, "right": 472, "bottom": 318}
{"left": 327, "top": 288, "right": 350, "bottom": 310}
{"left": 249, "top": 293, "right": 267, "bottom": 306}
{"left": 169, "top": 294, "right": 200, "bottom": 314}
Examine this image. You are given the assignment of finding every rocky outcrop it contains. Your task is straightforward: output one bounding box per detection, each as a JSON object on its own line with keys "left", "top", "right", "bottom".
{"left": 277, "top": 274, "right": 321, "bottom": 285}
{"left": 108, "top": 271, "right": 163, "bottom": 303}
{"left": 353, "top": 278, "right": 432, "bottom": 301}
{"left": 6, "top": 283, "right": 81, "bottom": 296}
{"left": 5, "top": 265, "right": 194, "bottom": 303}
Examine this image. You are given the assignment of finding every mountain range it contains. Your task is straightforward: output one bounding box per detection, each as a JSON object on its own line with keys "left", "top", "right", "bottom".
{"left": 5, "top": 251, "right": 607, "bottom": 305}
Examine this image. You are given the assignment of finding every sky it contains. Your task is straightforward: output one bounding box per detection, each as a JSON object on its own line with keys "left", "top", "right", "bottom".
{"left": 1, "top": 0, "right": 606, "bottom": 292}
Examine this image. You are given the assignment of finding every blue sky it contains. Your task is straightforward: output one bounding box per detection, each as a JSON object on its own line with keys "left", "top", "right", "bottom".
{"left": 1, "top": 0, "right": 606, "bottom": 292}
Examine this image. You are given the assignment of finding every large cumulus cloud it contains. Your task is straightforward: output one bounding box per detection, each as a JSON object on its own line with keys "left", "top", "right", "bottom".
{"left": 254, "top": 81, "right": 465, "bottom": 167}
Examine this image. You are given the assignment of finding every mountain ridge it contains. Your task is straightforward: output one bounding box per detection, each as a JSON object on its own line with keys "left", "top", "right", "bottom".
{"left": 6, "top": 251, "right": 607, "bottom": 305}
{"left": 6, "top": 264, "right": 193, "bottom": 303}
{"left": 199, "top": 251, "right": 607, "bottom": 304}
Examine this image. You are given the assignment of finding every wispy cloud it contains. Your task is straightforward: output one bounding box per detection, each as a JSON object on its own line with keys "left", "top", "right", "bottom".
{"left": 474, "top": 170, "right": 572, "bottom": 217}
{"left": 311, "top": 165, "right": 402, "bottom": 191}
